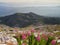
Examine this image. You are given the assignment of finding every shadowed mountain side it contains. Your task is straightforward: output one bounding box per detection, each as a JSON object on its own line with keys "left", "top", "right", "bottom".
{"left": 0, "top": 12, "right": 60, "bottom": 27}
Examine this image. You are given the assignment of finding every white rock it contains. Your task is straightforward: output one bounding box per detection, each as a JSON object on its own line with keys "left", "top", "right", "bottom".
{"left": 34, "top": 33, "right": 38, "bottom": 37}
{"left": 0, "top": 44, "right": 7, "bottom": 45}
{"left": 57, "top": 40, "right": 60, "bottom": 43}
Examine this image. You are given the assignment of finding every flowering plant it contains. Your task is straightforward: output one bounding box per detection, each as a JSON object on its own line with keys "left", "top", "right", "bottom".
{"left": 14, "top": 29, "right": 57, "bottom": 45}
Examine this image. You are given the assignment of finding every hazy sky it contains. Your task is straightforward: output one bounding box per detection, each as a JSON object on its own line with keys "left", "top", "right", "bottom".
{"left": 0, "top": 0, "right": 60, "bottom": 4}
{"left": 0, "top": 0, "right": 60, "bottom": 17}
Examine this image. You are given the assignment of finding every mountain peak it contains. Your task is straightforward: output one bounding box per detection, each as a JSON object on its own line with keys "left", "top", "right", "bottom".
{"left": 0, "top": 12, "right": 60, "bottom": 28}
{"left": 0, "top": 12, "right": 40, "bottom": 27}
{"left": 13, "top": 12, "right": 36, "bottom": 15}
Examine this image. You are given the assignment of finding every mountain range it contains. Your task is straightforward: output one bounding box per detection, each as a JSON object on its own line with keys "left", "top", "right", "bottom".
{"left": 0, "top": 12, "right": 60, "bottom": 27}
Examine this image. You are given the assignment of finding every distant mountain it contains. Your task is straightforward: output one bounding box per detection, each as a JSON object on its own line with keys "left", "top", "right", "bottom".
{"left": 0, "top": 12, "right": 42, "bottom": 27}
{"left": 0, "top": 12, "right": 60, "bottom": 27}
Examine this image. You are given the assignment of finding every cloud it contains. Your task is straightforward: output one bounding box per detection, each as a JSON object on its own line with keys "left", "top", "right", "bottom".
{"left": 0, "top": 0, "right": 60, "bottom": 4}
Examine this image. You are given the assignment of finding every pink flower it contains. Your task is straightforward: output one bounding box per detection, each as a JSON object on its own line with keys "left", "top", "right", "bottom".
{"left": 27, "top": 31, "right": 31, "bottom": 36}
{"left": 31, "top": 29, "right": 35, "bottom": 33}
{"left": 36, "top": 34, "right": 41, "bottom": 42}
{"left": 45, "top": 37, "right": 48, "bottom": 41}
{"left": 51, "top": 40, "right": 56, "bottom": 45}
{"left": 42, "top": 34, "right": 48, "bottom": 41}
{"left": 22, "top": 33, "right": 27, "bottom": 40}
{"left": 22, "top": 43, "right": 26, "bottom": 45}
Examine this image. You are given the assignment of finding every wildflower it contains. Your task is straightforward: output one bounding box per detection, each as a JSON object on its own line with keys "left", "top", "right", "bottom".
{"left": 42, "top": 34, "right": 48, "bottom": 41}
{"left": 36, "top": 34, "right": 41, "bottom": 42}
{"left": 31, "top": 29, "right": 35, "bottom": 33}
{"left": 22, "top": 33, "right": 27, "bottom": 40}
{"left": 51, "top": 40, "right": 56, "bottom": 45}
{"left": 22, "top": 43, "right": 26, "bottom": 45}
{"left": 27, "top": 31, "right": 31, "bottom": 36}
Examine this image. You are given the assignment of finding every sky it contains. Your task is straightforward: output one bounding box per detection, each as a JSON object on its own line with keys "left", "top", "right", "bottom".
{"left": 0, "top": 0, "right": 60, "bottom": 17}
{"left": 0, "top": 0, "right": 60, "bottom": 4}
{"left": 0, "top": 0, "right": 60, "bottom": 7}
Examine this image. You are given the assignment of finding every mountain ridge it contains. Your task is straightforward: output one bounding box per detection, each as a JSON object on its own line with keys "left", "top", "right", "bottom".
{"left": 0, "top": 12, "right": 60, "bottom": 27}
